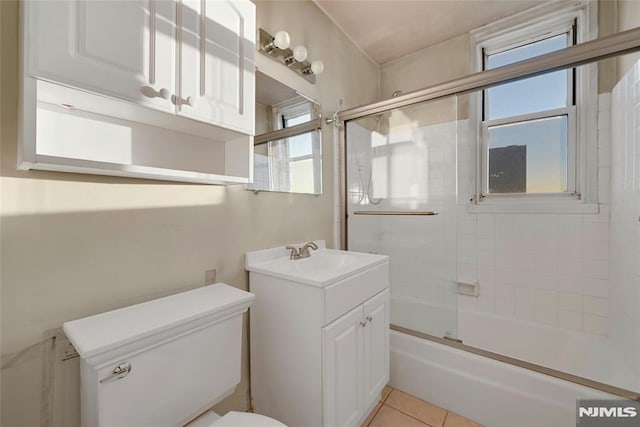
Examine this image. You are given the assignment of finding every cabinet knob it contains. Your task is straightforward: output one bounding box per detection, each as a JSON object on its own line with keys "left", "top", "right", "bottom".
{"left": 360, "top": 321, "right": 367, "bottom": 327}
{"left": 366, "top": 316, "right": 373, "bottom": 322}
{"left": 186, "top": 96, "right": 197, "bottom": 107}
{"left": 141, "top": 86, "right": 171, "bottom": 101}
{"left": 158, "top": 88, "right": 171, "bottom": 100}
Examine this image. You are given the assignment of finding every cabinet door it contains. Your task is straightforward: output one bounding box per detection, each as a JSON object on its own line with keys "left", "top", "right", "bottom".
{"left": 178, "top": 0, "right": 255, "bottom": 134}
{"left": 322, "top": 305, "right": 364, "bottom": 427}
{"left": 26, "top": 0, "right": 175, "bottom": 113}
{"left": 363, "top": 289, "right": 390, "bottom": 409}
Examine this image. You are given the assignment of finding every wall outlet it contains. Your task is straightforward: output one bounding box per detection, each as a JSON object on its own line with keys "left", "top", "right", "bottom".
{"left": 205, "top": 269, "right": 217, "bottom": 285}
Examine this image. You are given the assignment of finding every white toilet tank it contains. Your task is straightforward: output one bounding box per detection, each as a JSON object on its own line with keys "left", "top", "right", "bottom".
{"left": 63, "top": 283, "right": 254, "bottom": 427}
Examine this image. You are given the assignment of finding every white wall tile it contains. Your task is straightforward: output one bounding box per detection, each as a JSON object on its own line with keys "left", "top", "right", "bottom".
{"left": 534, "top": 289, "right": 558, "bottom": 326}
{"left": 495, "top": 268, "right": 517, "bottom": 286}
{"left": 582, "top": 295, "right": 608, "bottom": 317}
{"left": 514, "top": 287, "right": 536, "bottom": 321}
{"left": 558, "top": 310, "right": 582, "bottom": 330}
{"left": 582, "top": 259, "right": 609, "bottom": 280}
{"left": 477, "top": 295, "right": 496, "bottom": 313}
{"left": 458, "top": 294, "right": 478, "bottom": 310}
{"left": 581, "top": 277, "right": 609, "bottom": 298}
{"left": 583, "top": 313, "right": 608, "bottom": 336}
{"left": 495, "top": 297, "right": 515, "bottom": 317}
{"left": 558, "top": 292, "right": 582, "bottom": 312}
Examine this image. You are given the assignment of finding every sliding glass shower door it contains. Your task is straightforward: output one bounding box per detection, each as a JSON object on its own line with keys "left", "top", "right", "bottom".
{"left": 345, "top": 96, "right": 459, "bottom": 340}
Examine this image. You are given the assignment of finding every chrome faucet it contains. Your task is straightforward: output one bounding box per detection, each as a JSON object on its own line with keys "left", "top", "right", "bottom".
{"left": 285, "top": 242, "right": 318, "bottom": 260}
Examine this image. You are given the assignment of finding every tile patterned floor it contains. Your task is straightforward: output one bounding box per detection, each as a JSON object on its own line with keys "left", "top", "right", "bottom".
{"left": 361, "top": 386, "right": 483, "bottom": 427}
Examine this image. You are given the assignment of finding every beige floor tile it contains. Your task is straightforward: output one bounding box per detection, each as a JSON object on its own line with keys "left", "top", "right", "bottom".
{"left": 443, "top": 412, "right": 484, "bottom": 427}
{"left": 368, "top": 405, "right": 429, "bottom": 427}
{"left": 381, "top": 385, "right": 393, "bottom": 402}
{"left": 385, "top": 389, "right": 447, "bottom": 427}
{"left": 361, "top": 402, "right": 383, "bottom": 427}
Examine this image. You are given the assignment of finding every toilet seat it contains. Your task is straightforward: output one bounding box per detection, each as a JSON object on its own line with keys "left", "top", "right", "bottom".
{"left": 211, "top": 411, "right": 286, "bottom": 427}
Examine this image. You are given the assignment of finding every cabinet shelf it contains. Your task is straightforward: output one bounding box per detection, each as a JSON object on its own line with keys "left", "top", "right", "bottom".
{"left": 30, "top": 155, "right": 249, "bottom": 185}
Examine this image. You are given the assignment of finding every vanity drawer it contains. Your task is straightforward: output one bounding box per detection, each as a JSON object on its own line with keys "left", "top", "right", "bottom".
{"left": 323, "top": 262, "right": 389, "bottom": 325}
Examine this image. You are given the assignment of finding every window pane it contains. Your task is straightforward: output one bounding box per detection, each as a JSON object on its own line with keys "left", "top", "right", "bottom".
{"left": 487, "top": 115, "right": 568, "bottom": 194}
{"left": 288, "top": 133, "right": 313, "bottom": 158}
{"left": 286, "top": 113, "right": 312, "bottom": 127}
{"left": 487, "top": 34, "right": 569, "bottom": 120}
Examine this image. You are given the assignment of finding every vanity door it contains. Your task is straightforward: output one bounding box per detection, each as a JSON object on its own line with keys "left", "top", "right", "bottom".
{"left": 363, "top": 289, "right": 390, "bottom": 409}
{"left": 322, "top": 305, "right": 364, "bottom": 427}
{"left": 26, "top": 0, "right": 176, "bottom": 113}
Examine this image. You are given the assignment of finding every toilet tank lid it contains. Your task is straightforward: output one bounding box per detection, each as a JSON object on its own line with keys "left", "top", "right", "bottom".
{"left": 63, "top": 283, "right": 254, "bottom": 360}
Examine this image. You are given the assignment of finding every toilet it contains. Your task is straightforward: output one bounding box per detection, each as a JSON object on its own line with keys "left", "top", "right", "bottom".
{"left": 63, "top": 283, "right": 285, "bottom": 427}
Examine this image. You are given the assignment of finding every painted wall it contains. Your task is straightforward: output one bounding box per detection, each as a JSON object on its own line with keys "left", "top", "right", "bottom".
{"left": 0, "top": 1, "right": 379, "bottom": 426}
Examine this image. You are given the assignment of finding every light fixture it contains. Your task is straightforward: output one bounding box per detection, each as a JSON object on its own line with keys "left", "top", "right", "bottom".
{"left": 285, "top": 45, "right": 308, "bottom": 65}
{"left": 262, "top": 30, "right": 291, "bottom": 53}
{"left": 303, "top": 60, "right": 324, "bottom": 76}
{"left": 258, "top": 28, "right": 324, "bottom": 83}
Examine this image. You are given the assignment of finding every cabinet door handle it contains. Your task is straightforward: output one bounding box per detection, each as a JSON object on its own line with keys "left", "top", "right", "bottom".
{"left": 158, "top": 88, "right": 171, "bottom": 100}
{"left": 173, "top": 95, "right": 198, "bottom": 107}
{"left": 360, "top": 321, "right": 367, "bottom": 327}
{"left": 141, "top": 86, "right": 172, "bottom": 100}
{"left": 366, "top": 316, "right": 373, "bottom": 322}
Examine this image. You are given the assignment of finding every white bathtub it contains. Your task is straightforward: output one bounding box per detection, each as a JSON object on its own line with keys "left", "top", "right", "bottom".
{"left": 390, "top": 330, "right": 616, "bottom": 427}
{"left": 389, "top": 299, "right": 635, "bottom": 426}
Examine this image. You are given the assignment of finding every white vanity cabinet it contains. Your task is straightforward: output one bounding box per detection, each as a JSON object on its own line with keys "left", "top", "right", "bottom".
{"left": 246, "top": 244, "right": 390, "bottom": 427}
{"left": 323, "top": 289, "right": 389, "bottom": 427}
{"left": 20, "top": 0, "right": 255, "bottom": 184}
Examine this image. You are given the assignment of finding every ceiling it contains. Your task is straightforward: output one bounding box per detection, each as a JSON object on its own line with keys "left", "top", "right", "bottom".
{"left": 314, "top": 0, "right": 548, "bottom": 64}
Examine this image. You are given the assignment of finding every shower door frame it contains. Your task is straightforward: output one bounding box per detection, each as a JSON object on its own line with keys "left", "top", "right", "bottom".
{"left": 338, "top": 26, "right": 640, "bottom": 402}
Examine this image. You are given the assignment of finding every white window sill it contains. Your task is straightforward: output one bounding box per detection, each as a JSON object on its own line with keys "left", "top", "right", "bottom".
{"left": 467, "top": 201, "right": 600, "bottom": 214}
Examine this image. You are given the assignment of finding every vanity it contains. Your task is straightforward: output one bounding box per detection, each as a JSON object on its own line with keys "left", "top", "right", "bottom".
{"left": 246, "top": 241, "right": 389, "bottom": 427}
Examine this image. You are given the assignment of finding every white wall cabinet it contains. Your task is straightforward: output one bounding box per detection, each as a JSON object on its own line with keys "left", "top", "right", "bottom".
{"left": 20, "top": 0, "right": 255, "bottom": 184}
{"left": 27, "top": 0, "right": 176, "bottom": 114}
{"left": 178, "top": 0, "right": 255, "bottom": 133}
{"left": 247, "top": 247, "right": 390, "bottom": 427}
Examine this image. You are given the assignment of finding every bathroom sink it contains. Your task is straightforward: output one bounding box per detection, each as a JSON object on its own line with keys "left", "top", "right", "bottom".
{"left": 246, "top": 241, "right": 387, "bottom": 287}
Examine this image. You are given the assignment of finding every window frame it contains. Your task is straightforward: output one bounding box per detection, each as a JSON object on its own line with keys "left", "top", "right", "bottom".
{"left": 469, "top": 0, "right": 598, "bottom": 213}
{"left": 269, "top": 98, "right": 322, "bottom": 194}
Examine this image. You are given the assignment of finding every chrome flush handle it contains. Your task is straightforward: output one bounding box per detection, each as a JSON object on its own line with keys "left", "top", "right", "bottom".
{"left": 100, "top": 362, "right": 132, "bottom": 383}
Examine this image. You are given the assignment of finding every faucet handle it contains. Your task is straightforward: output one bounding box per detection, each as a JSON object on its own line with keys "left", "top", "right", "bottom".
{"left": 285, "top": 245, "right": 300, "bottom": 260}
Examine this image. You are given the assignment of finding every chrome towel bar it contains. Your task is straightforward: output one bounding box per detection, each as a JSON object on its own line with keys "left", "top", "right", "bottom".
{"left": 353, "top": 211, "right": 439, "bottom": 216}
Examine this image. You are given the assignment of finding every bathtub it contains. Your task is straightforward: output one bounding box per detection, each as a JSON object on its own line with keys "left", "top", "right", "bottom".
{"left": 389, "top": 299, "right": 635, "bottom": 426}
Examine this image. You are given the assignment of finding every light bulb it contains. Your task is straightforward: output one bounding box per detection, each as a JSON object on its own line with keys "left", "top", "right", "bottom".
{"left": 272, "top": 30, "right": 291, "bottom": 50}
{"left": 310, "top": 60, "right": 324, "bottom": 75}
{"left": 292, "top": 45, "right": 308, "bottom": 62}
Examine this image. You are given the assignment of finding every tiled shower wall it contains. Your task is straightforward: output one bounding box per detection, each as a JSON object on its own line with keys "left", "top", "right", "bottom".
{"left": 457, "top": 93, "right": 613, "bottom": 336}
{"left": 610, "top": 60, "right": 640, "bottom": 385}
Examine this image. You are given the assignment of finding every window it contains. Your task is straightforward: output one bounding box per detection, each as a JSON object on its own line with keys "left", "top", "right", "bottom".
{"left": 470, "top": 0, "right": 597, "bottom": 211}
{"left": 270, "top": 99, "right": 322, "bottom": 194}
